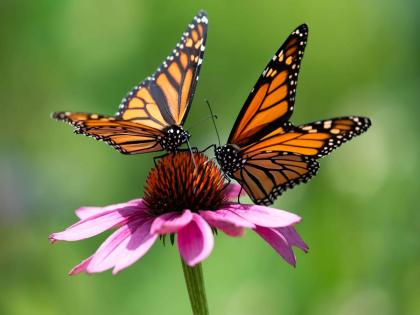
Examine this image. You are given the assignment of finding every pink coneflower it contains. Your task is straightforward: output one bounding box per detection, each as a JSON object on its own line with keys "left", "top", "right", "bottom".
{"left": 50, "top": 152, "right": 308, "bottom": 275}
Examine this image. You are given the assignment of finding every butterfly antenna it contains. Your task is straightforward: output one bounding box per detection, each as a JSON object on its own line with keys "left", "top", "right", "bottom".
{"left": 187, "top": 115, "right": 218, "bottom": 132}
{"left": 205, "top": 99, "right": 221, "bottom": 147}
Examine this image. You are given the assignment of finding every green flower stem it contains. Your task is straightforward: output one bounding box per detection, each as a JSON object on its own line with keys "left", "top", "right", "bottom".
{"left": 181, "top": 258, "right": 209, "bottom": 315}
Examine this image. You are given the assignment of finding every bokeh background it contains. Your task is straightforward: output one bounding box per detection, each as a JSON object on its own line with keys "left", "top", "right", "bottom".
{"left": 1, "top": 0, "right": 419, "bottom": 314}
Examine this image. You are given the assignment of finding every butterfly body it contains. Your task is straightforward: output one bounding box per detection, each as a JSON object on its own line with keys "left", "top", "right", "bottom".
{"left": 157, "top": 125, "right": 190, "bottom": 152}
{"left": 215, "top": 144, "right": 243, "bottom": 176}
{"left": 215, "top": 24, "right": 371, "bottom": 205}
{"left": 53, "top": 11, "right": 208, "bottom": 155}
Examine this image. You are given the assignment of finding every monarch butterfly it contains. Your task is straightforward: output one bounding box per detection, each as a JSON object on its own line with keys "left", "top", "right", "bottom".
{"left": 53, "top": 11, "right": 208, "bottom": 154}
{"left": 215, "top": 24, "right": 371, "bottom": 205}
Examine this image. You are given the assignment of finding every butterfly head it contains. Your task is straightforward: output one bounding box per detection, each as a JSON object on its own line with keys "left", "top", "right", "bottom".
{"left": 159, "top": 125, "right": 190, "bottom": 152}
{"left": 215, "top": 144, "right": 243, "bottom": 176}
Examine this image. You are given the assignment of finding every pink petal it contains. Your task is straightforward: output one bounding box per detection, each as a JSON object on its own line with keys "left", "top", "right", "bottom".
{"left": 200, "top": 209, "right": 255, "bottom": 237}
{"left": 75, "top": 199, "right": 144, "bottom": 219}
{"left": 86, "top": 222, "right": 136, "bottom": 273}
{"left": 76, "top": 207, "right": 103, "bottom": 220}
{"left": 150, "top": 210, "right": 193, "bottom": 234}
{"left": 86, "top": 219, "right": 157, "bottom": 274}
{"left": 217, "top": 226, "right": 244, "bottom": 237}
{"left": 254, "top": 226, "right": 296, "bottom": 266}
{"left": 226, "top": 204, "right": 301, "bottom": 228}
{"left": 112, "top": 220, "right": 158, "bottom": 274}
{"left": 50, "top": 204, "right": 144, "bottom": 242}
{"left": 276, "top": 226, "right": 309, "bottom": 252}
{"left": 178, "top": 214, "right": 214, "bottom": 266}
{"left": 69, "top": 255, "right": 93, "bottom": 275}
{"left": 224, "top": 183, "right": 246, "bottom": 200}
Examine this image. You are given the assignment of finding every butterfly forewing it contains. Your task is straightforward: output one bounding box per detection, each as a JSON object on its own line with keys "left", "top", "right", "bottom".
{"left": 240, "top": 116, "right": 370, "bottom": 158}
{"left": 116, "top": 11, "right": 208, "bottom": 128}
{"left": 295, "top": 116, "right": 371, "bottom": 158}
{"left": 228, "top": 24, "right": 308, "bottom": 147}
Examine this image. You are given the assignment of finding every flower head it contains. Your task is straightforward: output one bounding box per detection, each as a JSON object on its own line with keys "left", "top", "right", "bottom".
{"left": 144, "top": 152, "right": 225, "bottom": 214}
{"left": 50, "top": 152, "right": 308, "bottom": 275}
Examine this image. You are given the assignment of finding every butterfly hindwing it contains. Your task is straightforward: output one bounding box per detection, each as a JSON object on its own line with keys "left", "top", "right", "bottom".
{"left": 232, "top": 152, "right": 319, "bottom": 205}
{"left": 228, "top": 24, "right": 308, "bottom": 147}
{"left": 116, "top": 11, "right": 208, "bottom": 129}
{"left": 52, "top": 112, "right": 164, "bottom": 154}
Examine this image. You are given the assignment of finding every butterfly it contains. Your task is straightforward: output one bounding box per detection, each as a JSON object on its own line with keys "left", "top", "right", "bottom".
{"left": 214, "top": 24, "right": 371, "bottom": 205}
{"left": 53, "top": 11, "right": 208, "bottom": 154}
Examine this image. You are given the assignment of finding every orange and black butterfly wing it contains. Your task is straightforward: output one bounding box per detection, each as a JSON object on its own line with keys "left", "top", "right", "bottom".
{"left": 241, "top": 116, "right": 372, "bottom": 158}
{"left": 231, "top": 151, "right": 319, "bottom": 205}
{"left": 53, "top": 11, "right": 208, "bottom": 154}
{"left": 228, "top": 24, "right": 308, "bottom": 147}
{"left": 116, "top": 10, "right": 208, "bottom": 129}
{"left": 295, "top": 116, "right": 372, "bottom": 158}
{"left": 230, "top": 116, "right": 371, "bottom": 204}
{"left": 52, "top": 112, "right": 164, "bottom": 154}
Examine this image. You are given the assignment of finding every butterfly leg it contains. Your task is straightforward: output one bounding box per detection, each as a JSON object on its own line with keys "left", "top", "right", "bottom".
{"left": 201, "top": 144, "right": 216, "bottom": 154}
{"left": 221, "top": 176, "right": 231, "bottom": 190}
{"left": 237, "top": 185, "right": 243, "bottom": 204}
{"left": 220, "top": 175, "right": 243, "bottom": 203}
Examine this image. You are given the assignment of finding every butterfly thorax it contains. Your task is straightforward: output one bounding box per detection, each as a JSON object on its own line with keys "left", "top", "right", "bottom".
{"left": 215, "top": 144, "right": 243, "bottom": 176}
{"left": 158, "top": 125, "right": 190, "bottom": 152}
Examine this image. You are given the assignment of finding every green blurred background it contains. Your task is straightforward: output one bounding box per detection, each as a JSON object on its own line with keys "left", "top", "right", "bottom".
{"left": 1, "top": 0, "right": 419, "bottom": 314}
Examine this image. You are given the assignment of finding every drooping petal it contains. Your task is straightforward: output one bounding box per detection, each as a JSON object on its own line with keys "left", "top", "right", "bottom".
{"left": 226, "top": 204, "right": 301, "bottom": 228}
{"left": 75, "top": 199, "right": 144, "bottom": 219}
{"left": 85, "top": 221, "right": 138, "bottom": 273}
{"left": 50, "top": 205, "right": 143, "bottom": 242}
{"left": 86, "top": 218, "right": 157, "bottom": 274}
{"left": 200, "top": 209, "right": 255, "bottom": 237}
{"left": 150, "top": 210, "right": 193, "bottom": 234}
{"left": 75, "top": 207, "right": 103, "bottom": 220}
{"left": 112, "top": 220, "right": 158, "bottom": 274}
{"left": 178, "top": 214, "right": 214, "bottom": 266}
{"left": 224, "top": 183, "right": 246, "bottom": 200}
{"left": 276, "top": 226, "right": 309, "bottom": 252}
{"left": 69, "top": 255, "right": 93, "bottom": 275}
{"left": 254, "top": 226, "right": 296, "bottom": 266}
{"left": 218, "top": 225, "right": 245, "bottom": 237}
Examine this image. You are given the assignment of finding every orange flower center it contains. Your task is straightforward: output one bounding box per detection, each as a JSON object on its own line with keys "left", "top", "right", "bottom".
{"left": 144, "top": 151, "right": 226, "bottom": 215}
